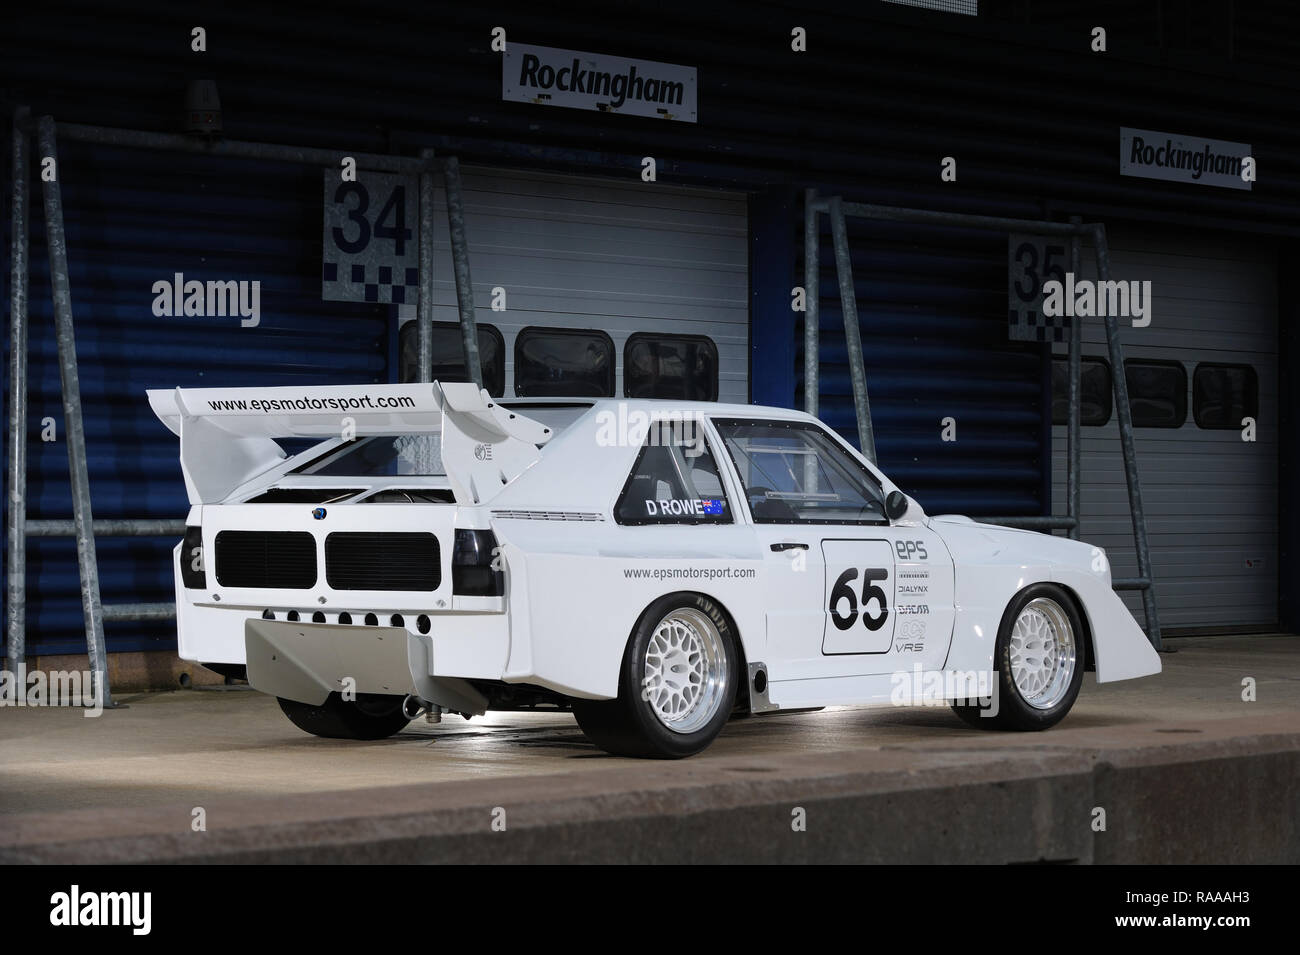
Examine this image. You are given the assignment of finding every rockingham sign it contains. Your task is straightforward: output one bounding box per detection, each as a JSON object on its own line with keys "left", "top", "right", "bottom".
{"left": 503, "top": 43, "right": 697, "bottom": 123}
{"left": 1120, "top": 126, "right": 1253, "bottom": 191}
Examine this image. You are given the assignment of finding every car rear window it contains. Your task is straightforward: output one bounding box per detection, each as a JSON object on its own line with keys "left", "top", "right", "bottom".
{"left": 615, "top": 418, "right": 733, "bottom": 525}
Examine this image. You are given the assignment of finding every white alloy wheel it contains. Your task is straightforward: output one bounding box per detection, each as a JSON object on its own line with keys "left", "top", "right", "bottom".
{"left": 642, "top": 607, "right": 729, "bottom": 734}
{"left": 1008, "top": 596, "right": 1077, "bottom": 710}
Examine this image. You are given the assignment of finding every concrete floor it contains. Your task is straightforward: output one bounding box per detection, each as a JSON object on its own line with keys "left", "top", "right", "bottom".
{"left": 1, "top": 633, "right": 1295, "bottom": 812}
{"left": 1, "top": 634, "right": 1297, "bottom": 862}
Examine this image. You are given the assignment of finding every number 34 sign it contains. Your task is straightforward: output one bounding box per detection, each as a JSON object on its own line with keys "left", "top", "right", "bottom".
{"left": 322, "top": 171, "right": 418, "bottom": 305}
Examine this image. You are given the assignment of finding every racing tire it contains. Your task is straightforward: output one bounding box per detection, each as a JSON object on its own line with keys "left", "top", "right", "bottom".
{"left": 951, "top": 583, "right": 1084, "bottom": 732}
{"left": 278, "top": 692, "right": 412, "bottom": 740}
{"left": 573, "top": 592, "right": 739, "bottom": 758}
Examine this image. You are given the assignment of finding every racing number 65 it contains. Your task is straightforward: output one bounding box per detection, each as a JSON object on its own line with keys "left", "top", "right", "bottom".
{"left": 829, "top": 567, "right": 889, "bottom": 632}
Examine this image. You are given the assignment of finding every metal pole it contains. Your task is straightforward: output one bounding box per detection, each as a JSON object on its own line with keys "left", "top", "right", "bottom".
{"left": 416, "top": 148, "right": 435, "bottom": 384}
{"left": 35, "top": 116, "right": 113, "bottom": 706}
{"left": 102, "top": 603, "right": 176, "bottom": 622}
{"left": 983, "top": 516, "right": 1077, "bottom": 530}
{"left": 6, "top": 107, "right": 30, "bottom": 667}
{"left": 840, "top": 201, "right": 1088, "bottom": 238}
{"left": 25, "top": 518, "right": 188, "bottom": 537}
{"left": 803, "top": 189, "right": 819, "bottom": 416}
{"left": 442, "top": 157, "right": 482, "bottom": 389}
{"left": 828, "top": 196, "right": 876, "bottom": 462}
{"left": 1092, "top": 223, "right": 1162, "bottom": 651}
{"left": 48, "top": 121, "right": 425, "bottom": 174}
{"left": 1067, "top": 216, "right": 1082, "bottom": 540}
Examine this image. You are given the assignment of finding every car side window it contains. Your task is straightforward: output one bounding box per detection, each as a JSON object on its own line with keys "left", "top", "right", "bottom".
{"left": 614, "top": 419, "right": 733, "bottom": 525}
{"left": 711, "top": 418, "right": 887, "bottom": 525}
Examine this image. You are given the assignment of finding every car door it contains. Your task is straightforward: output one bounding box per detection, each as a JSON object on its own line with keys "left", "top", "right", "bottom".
{"left": 710, "top": 416, "right": 953, "bottom": 682}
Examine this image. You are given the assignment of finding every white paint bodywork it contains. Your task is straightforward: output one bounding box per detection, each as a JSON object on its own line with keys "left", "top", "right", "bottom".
{"left": 151, "top": 383, "right": 1159, "bottom": 716}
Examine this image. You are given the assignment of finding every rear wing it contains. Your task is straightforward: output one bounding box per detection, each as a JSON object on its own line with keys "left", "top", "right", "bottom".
{"left": 147, "top": 382, "right": 553, "bottom": 505}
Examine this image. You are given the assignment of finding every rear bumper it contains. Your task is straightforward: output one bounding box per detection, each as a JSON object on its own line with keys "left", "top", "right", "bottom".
{"left": 174, "top": 543, "right": 512, "bottom": 686}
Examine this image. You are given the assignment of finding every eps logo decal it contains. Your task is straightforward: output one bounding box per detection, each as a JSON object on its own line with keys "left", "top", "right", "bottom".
{"left": 828, "top": 567, "right": 889, "bottom": 632}
{"left": 895, "top": 540, "right": 928, "bottom": 560}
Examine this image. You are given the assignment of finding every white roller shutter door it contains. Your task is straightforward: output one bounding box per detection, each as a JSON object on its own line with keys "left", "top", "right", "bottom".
{"left": 1052, "top": 225, "right": 1278, "bottom": 631}
{"left": 405, "top": 165, "right": 749, "bottom": 403}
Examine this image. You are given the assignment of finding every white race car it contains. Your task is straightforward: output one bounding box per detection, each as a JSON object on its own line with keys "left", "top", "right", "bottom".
{"left": 149, "top": 382, "right": 1160, "bottom": 758}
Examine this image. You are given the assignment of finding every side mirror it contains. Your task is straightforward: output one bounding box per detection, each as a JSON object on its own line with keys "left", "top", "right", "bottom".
{"left": 884, "top": 490, "right": 910, "bottom": 521}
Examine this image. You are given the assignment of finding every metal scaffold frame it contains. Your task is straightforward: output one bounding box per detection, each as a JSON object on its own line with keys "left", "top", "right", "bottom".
{"left": 4, "top": 107, "right": 484, "bottom": 703}
{"left": 804, "top": 189, "right": 1162, "bottom": 651}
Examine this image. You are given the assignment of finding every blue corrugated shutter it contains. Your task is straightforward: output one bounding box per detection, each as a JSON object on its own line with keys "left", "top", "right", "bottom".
{"left": 800, "top": 216, "right": 1045, "bottom": 517}
{"left": 16, "top": 141, "right": 390, "bottom": 655}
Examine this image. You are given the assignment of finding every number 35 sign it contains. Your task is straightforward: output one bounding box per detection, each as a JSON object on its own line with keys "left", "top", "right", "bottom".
{"left": 1008, "top": 233, "right": 1069, "bottom": 343}
{"left": 322, "top": 171, "right": 418, "bottom": 304}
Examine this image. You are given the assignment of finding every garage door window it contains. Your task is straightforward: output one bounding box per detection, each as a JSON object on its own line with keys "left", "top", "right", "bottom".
{"left": 1124, "top": 360, "right": 1187, "bottom": 428}
{"left": 712, "top": 419, "right": 887, "bottom": 525}
{"left": 515, "top": 327, "right": 615, "bottom": 397}
{"left": 1193, "top": 363, "right": 1259, "bottom": 430}
{"left": 624, "top": 333, "right": 719, "bottom": 401}
{"left": 399, "top": 321, "right": 505, "bottom": 397}
{"left": 615, "top": 419, "right": 732, "bottom": 525}
{"left": 1051, "top": 357, "right": 1112, "bottom": 426}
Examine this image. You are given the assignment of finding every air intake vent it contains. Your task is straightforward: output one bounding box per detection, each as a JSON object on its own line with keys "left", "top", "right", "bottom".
{"left": 325, "top": 532, "right": 440, "bottom": 591}
{"left": 490, "top": 509, "right": 604, "bottom": 521}
{"left": 215, "top": 531, "right": 317, "bottom": 589}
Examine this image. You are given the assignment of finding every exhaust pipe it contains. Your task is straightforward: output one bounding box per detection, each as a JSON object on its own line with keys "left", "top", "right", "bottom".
{"left": 402, "top": 695, "right": 444, "bottom": 723}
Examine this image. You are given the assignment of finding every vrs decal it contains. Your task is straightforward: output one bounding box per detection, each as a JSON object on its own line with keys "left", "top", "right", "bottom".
{"left": 894, "top": 619, "right": 927, "bottom": 653}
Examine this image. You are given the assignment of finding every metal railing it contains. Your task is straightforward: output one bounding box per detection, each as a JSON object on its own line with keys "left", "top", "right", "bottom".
{"left": 804, "top": 190, "right": 1162, "bottom": 650}
{"left": 4, "top": 107, "right": 484, "bottom": 704}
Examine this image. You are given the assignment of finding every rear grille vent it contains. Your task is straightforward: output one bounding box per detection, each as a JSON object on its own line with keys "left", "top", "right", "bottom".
{"left": 325, "top": 532, "right": 440, "bottom": 591}
{"left": 215, "top": 531, "right": 317, "bottom": 589}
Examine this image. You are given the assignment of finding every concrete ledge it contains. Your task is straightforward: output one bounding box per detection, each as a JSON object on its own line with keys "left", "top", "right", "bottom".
{"left": 3, "top": 714, "right": 1296, "bottom": 864}
{"left": 1, "top": 651, "right": 225, "bottom": 693}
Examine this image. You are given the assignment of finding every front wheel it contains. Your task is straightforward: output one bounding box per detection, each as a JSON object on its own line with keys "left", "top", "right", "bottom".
{"left": 573, "top": 592, "right": 738, "bottom": 758}
{"left": 278, "top": 692, "right": 412, "bottom": 740}
{"left": 951, "top": 583, "right": 1084, "bottom": 731}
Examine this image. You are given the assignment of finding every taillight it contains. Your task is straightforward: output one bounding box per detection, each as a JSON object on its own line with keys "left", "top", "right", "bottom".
{"left": 452, "top": 529, "right": 504, "bottom": 596}
{"left": 181, "top": 526, "right": 206, "bottom": 589}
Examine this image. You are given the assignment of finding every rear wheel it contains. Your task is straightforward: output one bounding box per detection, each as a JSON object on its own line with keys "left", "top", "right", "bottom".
{"left": 278, "top": 692, "right": 411, "bottom": 740}
{"left": 573, "top": 592, "right": 738, "bottom": 758}
{"left": 951, "top": 584, "right": 1083, "bottom": 731}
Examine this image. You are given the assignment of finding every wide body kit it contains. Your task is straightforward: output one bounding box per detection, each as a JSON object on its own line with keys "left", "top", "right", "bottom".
{"left": 150, "top": 382, "right": 1160, "bottom": 751}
